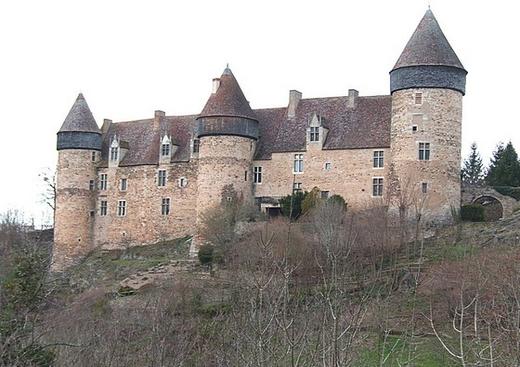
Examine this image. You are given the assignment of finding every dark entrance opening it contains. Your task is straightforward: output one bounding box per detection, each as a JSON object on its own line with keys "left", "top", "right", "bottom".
{"left": 267, "top": 207, "right": 282, "bottom": 218}
{"left": 473, "top": 196, "right": 504, "bottom": 221}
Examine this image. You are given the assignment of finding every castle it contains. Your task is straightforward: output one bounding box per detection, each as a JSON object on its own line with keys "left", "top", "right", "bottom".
{"left": 53, "top": 10, "right": 467, "bottom": 270}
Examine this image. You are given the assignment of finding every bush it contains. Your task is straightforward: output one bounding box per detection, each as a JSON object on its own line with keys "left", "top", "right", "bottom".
{"left": 327, "top": 194, "right": 347, "bottom": 210}
{"left": 198, "top": 244, "right": 214, "bottom": 266}
{"left": 279, "top": 191, "right": 307, "bottom": 219}
{"left": 493, "top": 186, "right": 520, "bottom": 201}
{"left": 302, "top": 187, "right": 320, "bottom": 214}
{"left": 460, "top": 204, "right": 485, "bottom": 222}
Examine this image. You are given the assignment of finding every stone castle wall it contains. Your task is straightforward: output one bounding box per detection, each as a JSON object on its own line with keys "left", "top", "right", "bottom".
{"left": 53, "top": 150, "right": 97, "bottom": 270}
{"left": 253, "top": 145, "right": 390, "bottom": 209}
{"left": 94, "top": 161, "right": 198, "bottom": 249}
{"left": 390, "top": 88, "right": 462, "bottom": 223}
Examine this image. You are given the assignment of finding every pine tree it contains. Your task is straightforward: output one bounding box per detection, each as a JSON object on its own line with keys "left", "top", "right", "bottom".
{"left": 486, "top": 142, "right": 520, "bottom": 187}
{"left": 461, "top": 142, "right": 484, "bottom": 185}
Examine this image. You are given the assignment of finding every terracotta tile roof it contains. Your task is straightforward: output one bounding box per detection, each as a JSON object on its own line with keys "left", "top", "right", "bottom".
{"left": 98, "top": 93, "right": 391, "bottom": 165}
{"left": 199, "top": 67, "right": 258, "bottom": 121}
{"left": 59, "top": 93, "right": 101, "bottom": 133}
{"left": 393, "top": 9, "right": 465, "bottom": 71}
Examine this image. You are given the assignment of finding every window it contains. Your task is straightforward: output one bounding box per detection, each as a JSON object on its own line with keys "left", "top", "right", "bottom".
{"left": 193, "top": 139, "right": 200, "bottom": 153}
{"left": 412, "top": 125, "right": 418, "bottom": 132}
{"left": 120, "top": 178, "right": 127, "bottom": 191}
{"left": 89, "top": 180, "right": 95, "bottom": 191}
{"left": 321, "top": 191, "right": 330, "bottom": 199}
{"left": 324, "top": 162, "right": 331, "bottom": 171}
{"left": 419, "top": 142, "right": 431, "bottom": 161}
{"left": 310, "top": 127, "right": 320, "bottom": 142}
{"left": 244, "top": 170, "right": 248, "bottom": 181}
{"left": 293, "top": 182, "right": 302, "bottom": 193}
{"left": 110, "top": 147, "right": 119, "bottom": 161}
{"left": 372, "top": 178, "right": 384, "bottom": 197}
{"left": 100, "top": 201, "right": 108, "bottom": 216}
{"left": 117, "top": 200, "right": 126, "bottom": 216}
{"left": 158, "top": 170, "right": 167, "bottom": 187}
{"left": 178, "top": 177, "right": 188, "bottom": 188}
{"left": 293, "top": 154, "right": 304, "bottom": 173}
{"left": 99, "top": 174, "right": 107, "bottom": 190}
{"left": 422, "top": 182, "right": 428, "bottom": 194}
{"left": 415, "top": 92, "right": 423, "bottom": 105}
{"left": 253, "top": 166, "right": 262, "bottom": 184}
{"left": 161, "top": 143, "right": 170, "bottom": 157}
{"left": 91, "top": 151, "right": 96, "bottom": 162}
{"left": 161, "top": 198, "right": 170, "bottom": 215}
{"left": 373, "top": 150, "right": 384, "bottom": 168}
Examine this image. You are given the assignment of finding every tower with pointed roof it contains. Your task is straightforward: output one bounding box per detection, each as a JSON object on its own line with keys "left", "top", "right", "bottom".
{"left": 389, "top": 9, "right": 467, "bottom": 222}
{"left": 54, "top": 93, "right": 101, "bottom": 270}
{"left": 195, "top": 66, "right": 258, "bottom": 238}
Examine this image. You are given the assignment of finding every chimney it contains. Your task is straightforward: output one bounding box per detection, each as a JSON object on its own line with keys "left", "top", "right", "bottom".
{"left": 154, "top": 110, "right": 165, "bottom": 129}
{"left": 212, "top": 78, "right": 221, "bottom": 93}
{"left": 288, "top": 90, "right": 302, "bottom": 118}
{"left": 101, "top": 119, "right": 112, "bottom": 135}
{"left": 347, "top": 89, "right": 359, "bottom": 108}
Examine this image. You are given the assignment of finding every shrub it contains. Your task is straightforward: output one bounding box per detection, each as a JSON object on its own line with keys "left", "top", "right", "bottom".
{"left": 302, "top": 187, "right": 321, "bottom": 214}
{"left": 198, "top": 244, "right": 214, "bottom": 266}
{"left": 279, "top": 191, "right": 307, "bottom": 219}
{"left": 460, "top": 204, "right": 485, "bottom": 222}
{"left": 327, "top": 194, "right": 347, "bottom": 210}
{"left": 493, "top": 186, "right": 520, "bottom": 201}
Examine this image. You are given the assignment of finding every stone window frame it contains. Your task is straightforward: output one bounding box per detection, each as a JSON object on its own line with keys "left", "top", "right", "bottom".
{"left": 324, "top": 162, "right": 332, "bottom": 171}
{"left": 91, "top": 151, "right": 97, "bottom": 162}
{"left": 110, "top": 146, "right": 119, "bottom": 162}
{"left": 321, "top": 190, "right": 330, "bottom": 199}
{"left": 293, "top": 182, "right": 302, "bottom": 193}
{"left": 253, "top": 166, "right": 262, "bottom": 184}
{"left": 414, "top": 92, "right": 423, "bottom": 105}
{"left": 293, "top": 154, "right": 304, "bottom": 174}
{"left": 192, "top": 139, "right": 200, "bottom": 154}
{"left": 178, "top": 177, "right": 188, "bottom": 188}
{"left": 120, "top": 178, "right": 128, "bottom": 191}
{"left": 161, "top": 143, "right": 171, "bottom": 157}
{"left": 99, "top": 173, "right": 108, "bottom": 190}
{"left": 117, "top": 200, "right": 127, "bottom": 217}
{"left": 89, "top": 179, "right": 95, "bottom": 191}
{"left": 309, "top": 126, "right": 320, "bottom": 142}
{"left": 412, "top": 125, "right": 418, "bottom": 133}
{"left": 372, "top": 177, "right": 384, "bottom": 197}
{"left": 373, "top": 150, "right": 384, "bottom": 169}
{"left": 100, "top": 200, "right": 108, "bottom": 216}
{"left": 157, "top": 169, "right": 167, "bottom": 187}
{"left": 418, "top": 142, "right": 431, "bottom": 161}
{"left": 161, "top": 197, "right": 171, "bottom": 216}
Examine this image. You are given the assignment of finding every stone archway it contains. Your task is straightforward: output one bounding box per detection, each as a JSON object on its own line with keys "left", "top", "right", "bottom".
{"left": 473, "top": 195, "right": 504, "bottom": 221}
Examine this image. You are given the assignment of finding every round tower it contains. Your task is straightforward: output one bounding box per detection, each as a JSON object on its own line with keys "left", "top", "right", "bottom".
{"left": 195, "top": 67, "right": 258, "bottom": 234}
{"left": 389, "top": 10, "right": 467, "bottom": 223}
{"left": 53, "top": 93, "right": 102, "bottom": 271}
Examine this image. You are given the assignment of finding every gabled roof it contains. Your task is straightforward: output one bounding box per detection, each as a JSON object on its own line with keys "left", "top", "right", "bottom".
{"left": 59, "top": 93, "right": 100, "bottom": 133}
{"left": 392, "top": 9, "right": 465, "bottom": 71}
{"left": 199, "top": 67, "right": 258, "bottom": 121}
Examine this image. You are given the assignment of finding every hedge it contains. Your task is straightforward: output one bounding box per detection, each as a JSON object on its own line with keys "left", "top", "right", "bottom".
{"left": 460, "top": 204, "right": 485, "bottom": 222}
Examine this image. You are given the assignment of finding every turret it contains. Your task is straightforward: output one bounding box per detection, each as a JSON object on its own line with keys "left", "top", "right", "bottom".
{"left": 53, "top": 93, "right": 101, "bottom": 271}
{"left": 389, "top": 10, "right": 467, "bottom": 223}
{"left": 195, "top": 67, "right": 257, "bottom": 243}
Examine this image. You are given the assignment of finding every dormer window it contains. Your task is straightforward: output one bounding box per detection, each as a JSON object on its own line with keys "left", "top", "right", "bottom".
{"left": 160, "top": 135, "right": 172, "bottom": 160}
{"left": 161, "top": 143, "right": 170, "bottom": 157}
{"left": 110, "top": 147, "right": 118, "bottom": 161}
{"left": 310, "top": 127, "right": 320, "bottom": 142}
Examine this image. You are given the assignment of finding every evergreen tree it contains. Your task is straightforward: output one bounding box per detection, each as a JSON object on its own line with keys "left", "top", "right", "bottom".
{"left": 461, "top": 142, "right": 484, "bottom": 185}
{"left": 486, "top": 142, "right": 520, "bottom": 187}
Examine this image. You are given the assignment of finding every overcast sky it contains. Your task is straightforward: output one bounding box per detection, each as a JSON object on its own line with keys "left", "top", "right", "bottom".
{"left": 0, "top": 0, "right": 518, "bottom": 225}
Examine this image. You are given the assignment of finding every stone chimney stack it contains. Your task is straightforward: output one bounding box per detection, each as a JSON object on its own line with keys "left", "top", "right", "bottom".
{"left": 101, "top": 118, "right": 112, "bottom": 135}
{"left": 154, "top": 110, "right": 165, "bottom": 129}
{"left": 288, "top": 90, "right": 302, "bottom": 118}
{"left": 347, "top": 89, "right": 359, "bottom": 108}
{"left": 212, "top": 78, "right": 221, "bottom": 93}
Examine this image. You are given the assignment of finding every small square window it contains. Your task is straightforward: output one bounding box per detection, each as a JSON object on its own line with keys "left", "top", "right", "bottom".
{"left": 120, "top": 178, "right": 127, "bottom": 191}
{"left": 324, "top": 162, "right": 331, "bottom": 171}
{"left": 178, "top": 177, "right": 188, "bottom": 188}
{"left": 321, "top": 191, "right": 330, "bottom": 199}
{"left": 412, "top": 125, "right": 418, "bottom": 132}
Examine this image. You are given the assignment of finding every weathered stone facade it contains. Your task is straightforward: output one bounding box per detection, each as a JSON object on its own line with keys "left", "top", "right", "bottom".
{"left": 53, "top": 9, "right": 467, "bottom": 271}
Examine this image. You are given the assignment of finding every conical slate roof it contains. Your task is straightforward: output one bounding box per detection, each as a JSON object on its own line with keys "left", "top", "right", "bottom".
{"left": 392, "top": 9, "right": 465, "bottom": 71}
{"left": 59, "top": 93, "right": 100, "bottom": 133}
{"left": 199, "top": 67, "right": 257, "bottom": 121}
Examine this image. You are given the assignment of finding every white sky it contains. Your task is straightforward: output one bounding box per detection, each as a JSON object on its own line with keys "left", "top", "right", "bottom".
{"left": 0, "top": 0, "right": 518, "bottom": 225}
